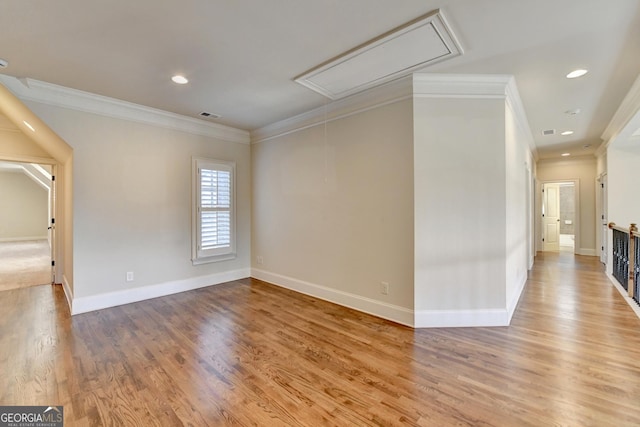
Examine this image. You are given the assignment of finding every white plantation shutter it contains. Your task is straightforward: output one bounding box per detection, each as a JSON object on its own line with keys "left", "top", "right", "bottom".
{"left": 193, "top": 159, "right": 236, "bottom": 263}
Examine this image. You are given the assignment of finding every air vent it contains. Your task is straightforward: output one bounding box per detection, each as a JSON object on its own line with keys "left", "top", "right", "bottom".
{"left": 542, "top": 129, "right": 556, "bottom": 136}
{"left": 199, "top": 112, "right": 221, "bottom": 119}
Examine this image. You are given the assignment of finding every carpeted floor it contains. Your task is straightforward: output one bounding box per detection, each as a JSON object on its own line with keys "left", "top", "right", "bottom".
{"left": 0, "top": 240, "right": 51, "bottom": 292}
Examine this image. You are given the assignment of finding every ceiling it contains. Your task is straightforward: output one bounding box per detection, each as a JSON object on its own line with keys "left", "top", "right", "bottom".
{"left": 1, "top": 0, "right": 639, "bottom": 158}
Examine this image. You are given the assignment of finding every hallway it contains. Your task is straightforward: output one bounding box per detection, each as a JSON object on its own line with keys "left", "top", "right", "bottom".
{"left": 1, "top": 252, "right": 639, "bottom": 426}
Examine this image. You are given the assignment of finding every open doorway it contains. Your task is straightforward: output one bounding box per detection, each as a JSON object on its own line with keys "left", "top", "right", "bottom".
{"left": 542, "top": 181, "right": 577, "bottom": 253}
{"left": 0, "top": 161, "right": 54, "bottom": 292}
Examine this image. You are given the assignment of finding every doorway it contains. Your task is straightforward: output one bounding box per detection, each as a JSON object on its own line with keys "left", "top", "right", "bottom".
{"left": 0, "top": 161, "right": 54, "bottom": 291}
{"left": 542, "top": 181, "right": 577, "bottom": 253}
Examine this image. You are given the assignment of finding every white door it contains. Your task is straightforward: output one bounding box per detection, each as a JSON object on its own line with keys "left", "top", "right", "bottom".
{"left": 600, "top": 174, "right": 608, "bottom": 264}
{"left": 49, "top": 167, "right": 56, "bottom": 284}
{"left": 543, "top": 183, "right": 560, "bottom": 251}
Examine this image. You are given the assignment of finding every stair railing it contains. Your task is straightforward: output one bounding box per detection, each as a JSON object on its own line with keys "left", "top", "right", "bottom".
{"left": 608, "top": 222, "right": 639, "bottom": 303}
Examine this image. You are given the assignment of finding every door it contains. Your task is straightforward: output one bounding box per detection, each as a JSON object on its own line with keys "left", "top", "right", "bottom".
{"left": 49, "top": 168, "right": 56, "bottom": 284}
{"left": 600, "top": 174, "right": 608, "bottom": 264}
{"left": 543, "top": 183, "right": 560, "bottom": 251}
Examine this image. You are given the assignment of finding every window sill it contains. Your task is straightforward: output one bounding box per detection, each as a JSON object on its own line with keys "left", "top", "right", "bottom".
{"left": 191, "top": 253, "right": 236, "bottom": 266}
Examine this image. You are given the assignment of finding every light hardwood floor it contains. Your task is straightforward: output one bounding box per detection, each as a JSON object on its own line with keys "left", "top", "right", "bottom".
{"left": 1, "top": 252, "right": 640, "bottom": 426}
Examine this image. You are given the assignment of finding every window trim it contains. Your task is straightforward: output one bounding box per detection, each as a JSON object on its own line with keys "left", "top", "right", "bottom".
{"left": 192, "top": 157, "right": 236, "bottom": 265}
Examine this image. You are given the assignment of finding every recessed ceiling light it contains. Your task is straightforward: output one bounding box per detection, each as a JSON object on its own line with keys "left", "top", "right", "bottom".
{"left": 171, "top": 75, "right": 189, "bottom": 84}
{"left": 0, "top": 58, "right": 8, "bottom": 68}
{"left": 561, "top": 153, "right": 571, "bottom": 157}
{"left": 560, "top": 130, "right": 574, "bottom": 136}
{"left": 566, "top": 69, "right": 588, "bottom": 79}
{"left": 565, "top": 108, "right": 581, "bottom": 115}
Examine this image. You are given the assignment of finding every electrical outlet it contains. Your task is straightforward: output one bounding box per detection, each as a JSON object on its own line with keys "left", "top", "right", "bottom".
{"left": 381, "top": 281, "right": 389, "bottom": 295}
{"left": 126, "top": 271, "right": 134, "bottom": 282}
{"left": 257, "top": 256, "right": 264, "bottom": 265}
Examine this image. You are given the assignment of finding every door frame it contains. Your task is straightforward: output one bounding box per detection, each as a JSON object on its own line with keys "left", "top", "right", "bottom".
{"left": 0, "top": 154, "right": 59, "bottom": 281}
{"left": 538, "top": 179, "right": 580, "bottom": 254}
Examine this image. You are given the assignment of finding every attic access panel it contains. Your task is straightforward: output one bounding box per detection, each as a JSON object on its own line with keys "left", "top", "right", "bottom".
{"left": 294, "top": 9, "right": 463, "bottom": 100}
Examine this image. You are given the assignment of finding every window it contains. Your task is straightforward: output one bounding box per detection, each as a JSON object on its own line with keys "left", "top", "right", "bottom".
{"left": 192, "top": 158, "right": 236, "bottom": 264}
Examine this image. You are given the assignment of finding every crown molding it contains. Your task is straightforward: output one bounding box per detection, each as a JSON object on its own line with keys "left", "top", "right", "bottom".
{"left": 413, "top": 73, "right": 537, "bottom": 159}
{"left": 413, "top": 73, "right": 512, "bottom": 98}
{"left": 537, "top": 154, "right": 596, "bottom": 167}
{"left": 251, "top": 76, "right": 413, "bottom": 144}
{"left": 0, "top": 75, "right": 250, "bottom": 144}
{"left": 505, "top": 77, "right": 538, "bottom": 160}
{"left": 601, "top": 73, "right": 640, "bottom": 145}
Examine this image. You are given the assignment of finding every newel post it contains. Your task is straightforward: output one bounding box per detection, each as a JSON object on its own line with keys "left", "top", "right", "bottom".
{"left": 629, "top": 224, "right": 638, "bottom": 298}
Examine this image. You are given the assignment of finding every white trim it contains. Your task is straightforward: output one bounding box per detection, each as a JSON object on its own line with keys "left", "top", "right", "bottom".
{"left": 0, "top": 75, "right": 250, "bottom": 144}
{"left": 62, "top": 274, "right": 73, "bottom": 313}
{"left": 0, "top": 236, "right": 48, "bottom": 242}
{"left": 251, "top": 268, "right": 414, "bottom": 327}
{"left": 415, "top": 271, "right": 526, "bottom": 328}
{"left": 71, "top": 268, "right": 250, "bottom": 315}
{"left": 191, "top": 158, "right": 237, "bottom": 264}
{"left": 507, "top": 271, "right": 528, "bottom": 324}
{"left": 577, "top": 248, "right": 597, "bottom": 256}
{"left": 606, "top": 273, "right": 640, "bottom": 320}
{"left": 414, "top": 308, "right": 509, "bottom": 328}
{"left": 251, "top": 76, "right": 413, "bottom": 143}
{"left": 537, "top": 155, "right": 596, "bottom": 167}
{"left": 505, "top": 78, "right": 538, "bottom": 160}
{"left": 539, "top": 179, "right": 582, "bottom": 255}
{"left": 601, "top": 73, "right": 640, "bottom": 144}
{"left": 413, "top": 73, "right": 537, "bottom": 159}
{"left": 413, "top": 73, "right": 512, "bottom": 97}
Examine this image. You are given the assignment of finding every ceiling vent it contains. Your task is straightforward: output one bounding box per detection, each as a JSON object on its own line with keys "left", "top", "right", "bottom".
{"left": 294, "top": 9, "right": 463, "bottom": 100}
{"left": 542, "top": 129, "right": 556, "bottom": 136}
{"left": 199, "top": 112, "right": 221, "bottom": 119}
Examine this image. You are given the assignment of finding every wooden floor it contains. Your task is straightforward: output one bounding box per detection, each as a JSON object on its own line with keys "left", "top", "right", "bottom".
{"left": 2, "top": 252, "right": 640, "bottom": 426}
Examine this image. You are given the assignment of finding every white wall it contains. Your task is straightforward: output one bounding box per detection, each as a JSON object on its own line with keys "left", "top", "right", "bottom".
{"left": 536, "top": 156, "right": 597, "bottom": 256}
{"left": 252, "top": 99, "right": 415, "bottom": 325}
{"left": 505, "top": 103, "right": 534, "bottom": 310}
{"left": 25, "top": 102, "right": 251, "bottom": 312}
{"left": 413, "top": 97, "right": 507, "bottom": 314}
{"left": 0, "top": 170, "right": 48, "bottom": 240}
{"left": 607, "top": 147, "right": 640, "bottom": 227}
{"left": 412, "top": 74, "right": 533, "bottom": 327}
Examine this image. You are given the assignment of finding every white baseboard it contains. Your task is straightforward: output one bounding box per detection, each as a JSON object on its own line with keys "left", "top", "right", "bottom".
{"left": 507, "top": 271, "right": 528, "bottom": 323}
{"left": 414, "top": 308, "right": 510, "bottom": 328}
{"left": 251, "top": 268, "right": 414, "bottom": 327}
{"left": 71, "top": 268, "right": 250, "bottom": 315}
{"left": 0, "top": 236, "right": 48, "bottom": 242}
{"left": 577, "top": 248, "right": 597, "bottom": 256}
{"left": 606, "top": 272, "right": 640, "bottom": 319}
{"left": 61, "top": 274, "right": 73, "bottom": 312}
{"left": 414, "top": 272, "right": 526, "bottom": 328}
